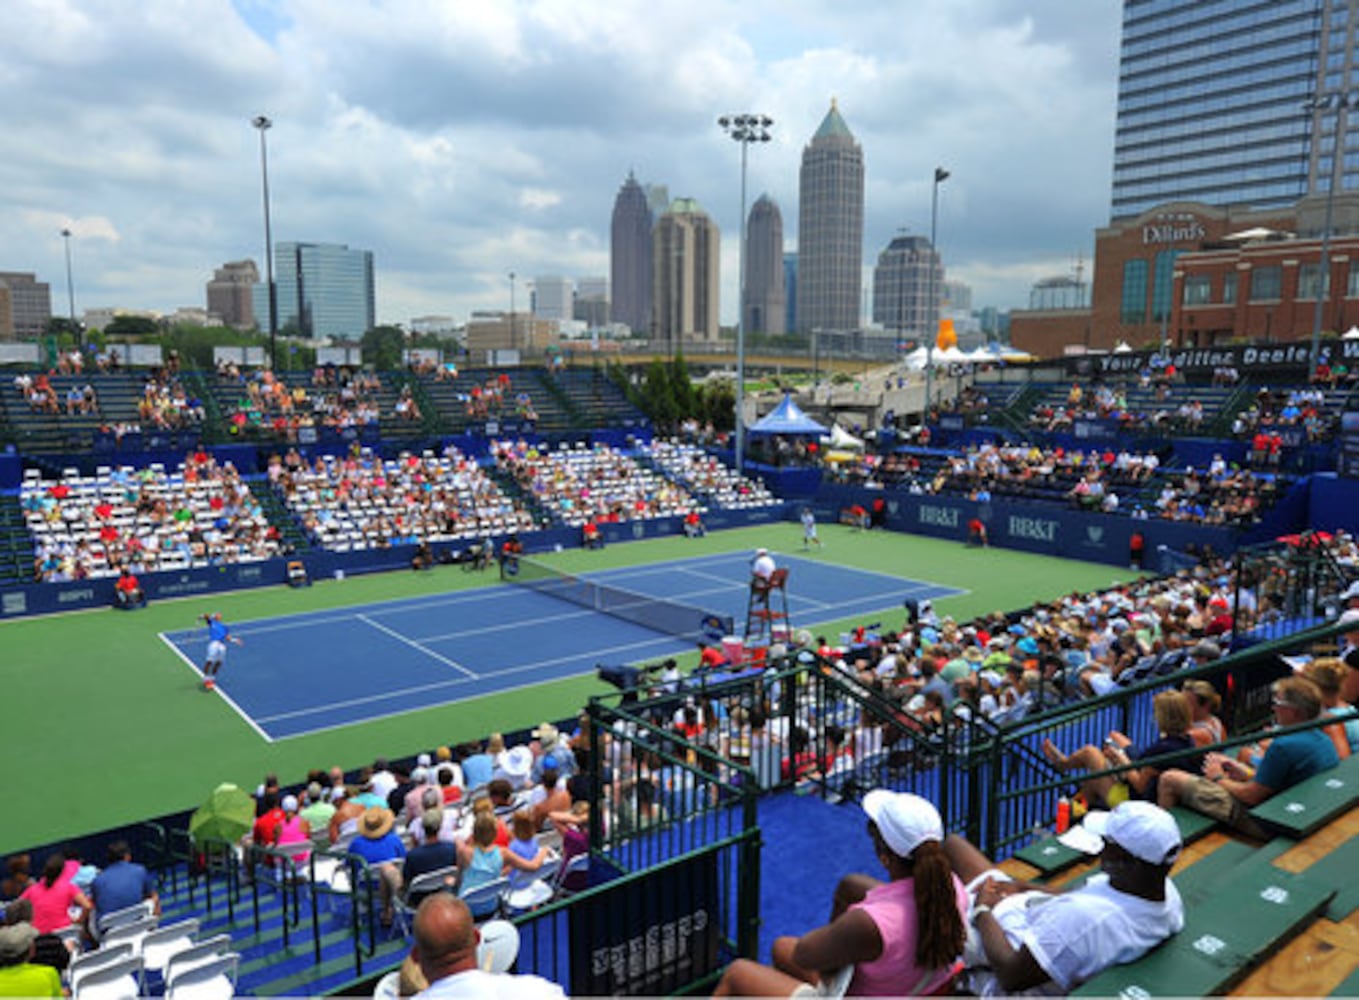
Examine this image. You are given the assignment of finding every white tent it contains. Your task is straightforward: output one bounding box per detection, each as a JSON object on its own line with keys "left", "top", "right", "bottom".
{"left": 932, "top": 346, "right": 972, "bottom": 365}
{"left": 1113, "top": 341, "right": 1134, "bottom": 353}
{"left": 902, "top": 346, "right": 931, "bottom": 370}
{"left": 966, "top": 346, "right": 998, "bottom": 362}
{"left": 1343, "top": 326, "right": 1359, "bottom": 341}
{"left": 821, "top": 423, "right": 865, "bottom": 452}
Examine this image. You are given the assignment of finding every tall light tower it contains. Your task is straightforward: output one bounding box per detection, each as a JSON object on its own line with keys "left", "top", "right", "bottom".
{"left": 252, "top": 114, "right": 278, "bottom": 370}
{"left": 925, "top": 166, "right": 949, "bottom": 416}
{"left": 719, "top": 112, "right": 773, "bottom": 474}
{"left": 1305, "top": 92, "right": 1354, "bottom": 375}
{"left": 60, "top": 227, "right": 78, "bottom": 347}
{"left": 508, "top": 271, "right": 517, "bottom": 349}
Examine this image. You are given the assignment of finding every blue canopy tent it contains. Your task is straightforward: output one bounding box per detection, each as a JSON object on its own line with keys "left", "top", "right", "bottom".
{"left": 748, "top": 393, "right": 828, "bottom": 436}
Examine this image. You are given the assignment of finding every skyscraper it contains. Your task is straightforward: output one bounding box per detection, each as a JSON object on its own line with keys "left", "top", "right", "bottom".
{"left": 797, "top": 99, "right": 864, "bottom": 333}
{"left": 783, "top": 253, "right": 798, "bottom": 334}
{"left": 744, "top": 194, "right": 785, "bottom": 336}
{"left": 652, "top": 197, "right": 720, "bottom": 347}
{"left": 0, "top": 272, "right": 52, "bottom": 339}
{"left": 610, "top": 172, "right": 654, "bottom": 335}
{"left": 206, "top": 260, "right": 259, "bottom": 329}
{"left": 258, "top": 242, "right": 375, "bottom": 339}
{"left": 531, "top": 275, "right": 573, "bottom": 322}
{"left": 871, "top": 235, "right": 941, "bottom": 339}
{"left": 1112, "top": 0, "right": 1330, "bottom": 220}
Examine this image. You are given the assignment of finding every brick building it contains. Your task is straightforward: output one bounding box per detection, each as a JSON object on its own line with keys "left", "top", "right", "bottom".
{"left": 1009, "top": 195, "right": 1359, "bottom": 358}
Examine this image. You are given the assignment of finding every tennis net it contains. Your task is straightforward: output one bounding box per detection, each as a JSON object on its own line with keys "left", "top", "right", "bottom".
{"left": 502, "top": 555, "right": 733, "bottom": 643}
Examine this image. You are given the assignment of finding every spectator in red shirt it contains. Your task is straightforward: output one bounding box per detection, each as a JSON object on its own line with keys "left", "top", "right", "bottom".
{"left": 252, "top": 791, "right": 286, "bottom": 849}
{"left": 696, "top": 642, "right": 727, "bottom": 673}
{"left": 582, "top": 520, "right": 604, "bottom": 550}
{"left": 114, "top": 567, "right": 145, "bottom": 609}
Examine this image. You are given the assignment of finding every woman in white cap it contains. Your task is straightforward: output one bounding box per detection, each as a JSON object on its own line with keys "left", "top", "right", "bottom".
{"left": 713, "top": 790, "right": 967, "bottom": 996}
{"left": 272, "top": 794, "right": 312, "bottom": 867}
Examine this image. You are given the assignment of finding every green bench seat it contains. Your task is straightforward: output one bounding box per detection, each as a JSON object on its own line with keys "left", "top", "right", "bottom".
{"left": 1014, "top": 806, "right": 1219, "bottom": 879}
{"left": 1072, "top": 864, "right": 1335, "bottom": 996}
{"left": 1249, "top": 753, "right": 1359, "bottom": 839}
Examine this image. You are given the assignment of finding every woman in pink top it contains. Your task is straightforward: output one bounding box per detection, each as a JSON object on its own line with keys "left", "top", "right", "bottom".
{"left": 272, "top": 795, "right": 312, "bottom": 868}
{"left": 713, "top": 791, "right": 967, "bottom": 997}
{"left": 21, "top": 853, "right": 90, "bottom": 934}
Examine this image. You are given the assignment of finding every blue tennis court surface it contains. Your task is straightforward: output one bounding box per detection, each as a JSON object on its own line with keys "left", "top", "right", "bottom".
{"left": 159, "top": 551, "right": 964, "bottom": 741}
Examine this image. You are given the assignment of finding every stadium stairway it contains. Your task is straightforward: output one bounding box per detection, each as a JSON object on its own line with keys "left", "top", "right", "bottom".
{"left": 0, "top": 493, "right": 34, "bottom": 585}
{"left": 144, "top": 864, "right": 411, "bottom": 996}
{"left": 249, "top": 479, "right": 314, "bottom": 555}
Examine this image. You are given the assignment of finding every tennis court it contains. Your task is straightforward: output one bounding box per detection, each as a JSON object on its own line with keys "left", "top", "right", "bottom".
{"left": 158, "top": 550, "right": 963, "bottom": 741}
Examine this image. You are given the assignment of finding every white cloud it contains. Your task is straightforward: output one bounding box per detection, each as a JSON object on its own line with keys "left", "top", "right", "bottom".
{"left": 0, "top": 0, "right": 1120, "bottom": 326}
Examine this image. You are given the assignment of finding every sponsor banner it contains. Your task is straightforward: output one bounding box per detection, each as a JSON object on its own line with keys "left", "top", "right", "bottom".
{"left": 570, "top": 851, "right": 721, "bottom": 996}
{"left": 814, "top": 484, "right": 1237, "bottom": 566}
{"left": 1068, "top": 339, "right": 1359, "bottom": 377}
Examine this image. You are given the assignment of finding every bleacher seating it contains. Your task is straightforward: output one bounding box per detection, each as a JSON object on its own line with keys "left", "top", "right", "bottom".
{"left": 275, "top": 446, "right": 534, "bottom": 551}
{"left": 21, "top": 459, "right": 282, "bottom": 580}
{"left": 493, "top": 439, "right": 700, "bottom": 527}
{"left": 642, "top": 439, "right": 781, "bottom": 510}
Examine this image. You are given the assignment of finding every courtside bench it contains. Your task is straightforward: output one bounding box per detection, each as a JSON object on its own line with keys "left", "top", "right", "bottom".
{"left": 1072, "top": 861, "right": 1335, "bottom": 996}
{"left": 1249, "top": 753, "right": 1359, "bottom": 838}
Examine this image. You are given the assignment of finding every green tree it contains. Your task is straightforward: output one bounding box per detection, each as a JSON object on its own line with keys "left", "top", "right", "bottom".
{"left": 105, "top": 315, "right": 159, "bottom": 339}
{"left": 668, "top": 352, "right": 697, "bottom": 418}
{"left": 362, "top": 325, "right": 407, "bottom": 370}
{"left": 640, "top": 357, "right": 678, "bottom": 428}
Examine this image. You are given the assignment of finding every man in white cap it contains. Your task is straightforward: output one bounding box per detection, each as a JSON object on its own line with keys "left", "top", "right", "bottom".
{"left": 751, "top": 548, "right": 776, "bottom": 584}
{"left": 945, "top": 800, "right": 1184, "bottom": 995}
{"left": 1339, "top": 608, "right": 1359, "bottom": 704}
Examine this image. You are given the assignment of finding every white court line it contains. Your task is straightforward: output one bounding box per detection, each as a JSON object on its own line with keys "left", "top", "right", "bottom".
{"left": 256, "top": 633, "right": 676, "bottom": 726}
{"left": 357, "top": 614, "right": 478, "bottom": 678}
{"left": 171, "top": 586, "right": 532, "bottom": 639}
{"left": 156, "top": 631, "right": 274, "bottom": 743}
{"left": 418, "top": 606, "right": 593, "bottom": 643}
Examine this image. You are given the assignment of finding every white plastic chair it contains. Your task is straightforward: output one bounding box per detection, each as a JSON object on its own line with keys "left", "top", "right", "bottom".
{"left": 99, "top": 914, "right": 159, "bottom": 956}
{"left": 503, "top": 852, "right": 560, "bottom": 912}
{"left": 458, "top": 876, "right": 508, "bottom": 921}
{"left": 140, "top": 917, "right": 200, "bottom": 978}
{"left": 162, "top": 934, "right": 232, "bottom": 988}
{"left": 164, "top": 952, "right": 239, "bottom": 1000}
{"left": 94, "top": 900, "right": 153, "bottom": 940}
{"left": 68, "top": 943, "right": 134, "bottom": 993}
{"left": 72, "top": 954, "right": 143, "bottom": 1000}
{"left": 392, "top": 864, "right": 459, "bottom": 936}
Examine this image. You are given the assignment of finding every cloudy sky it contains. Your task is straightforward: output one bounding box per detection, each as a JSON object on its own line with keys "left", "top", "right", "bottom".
{"left": 1, "top": 0, "right": 1122, "bottom": 329}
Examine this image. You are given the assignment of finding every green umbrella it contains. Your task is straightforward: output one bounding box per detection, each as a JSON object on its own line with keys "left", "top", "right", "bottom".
{"left": 189, "top": 782, "right": 255, "bottom": 845}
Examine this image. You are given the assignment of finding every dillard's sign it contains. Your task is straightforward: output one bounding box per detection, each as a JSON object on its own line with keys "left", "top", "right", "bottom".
{"left": 1073, "top": 339, "right": 1359, "bottom": 376}
{"left": 1142, "top": 220, "right": 1206, "bottom": 245}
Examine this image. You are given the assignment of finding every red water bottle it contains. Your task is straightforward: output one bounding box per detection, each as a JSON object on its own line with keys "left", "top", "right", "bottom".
{"left": 1055, "top": 795, "right": 1071, "bottom": 835}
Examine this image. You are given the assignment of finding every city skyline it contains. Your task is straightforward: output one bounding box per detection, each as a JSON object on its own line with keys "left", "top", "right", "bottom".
{"left": 0, "top": 1, "right": 1120, "bottom": 330}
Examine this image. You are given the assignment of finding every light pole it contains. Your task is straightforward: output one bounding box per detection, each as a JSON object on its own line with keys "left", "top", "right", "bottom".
{"left": 508, "top": 271, "right": 517, "bottom": 349}
{"left": 1304, "top": 93, "right": 1354, "bottom": 375}
{"left": 925, "top": 166, "right": 949, "bottom": 416}
{"left": 252, "top": 114, "right": 278, "bottom": 370}
{"left": 719, "top": 112, "right": 773, "bottom": 475}
{"left": 60, "top": 228, "right": 78, "bottom": 347}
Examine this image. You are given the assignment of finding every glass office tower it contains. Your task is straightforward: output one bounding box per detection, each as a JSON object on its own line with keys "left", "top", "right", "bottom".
{"left": 1111, "top": 0, "right": 1345, "bottom": 221}
{"left": 257, "top": 242, "right": 375, "bottom": 339}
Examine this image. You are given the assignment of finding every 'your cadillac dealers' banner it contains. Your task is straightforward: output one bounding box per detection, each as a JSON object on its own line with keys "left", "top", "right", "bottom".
{"left": 1067, "top": 339, "right": 1359, "bottom": 378}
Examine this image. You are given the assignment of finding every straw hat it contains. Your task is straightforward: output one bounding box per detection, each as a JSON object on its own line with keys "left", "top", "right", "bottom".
{"left": 359, "top": 807, "right": 395, "bottom": 839}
